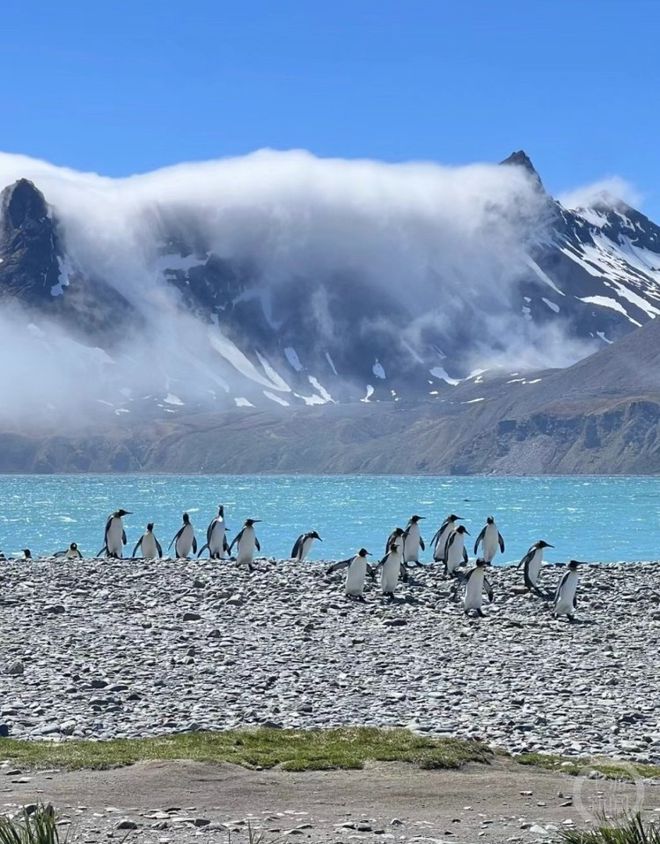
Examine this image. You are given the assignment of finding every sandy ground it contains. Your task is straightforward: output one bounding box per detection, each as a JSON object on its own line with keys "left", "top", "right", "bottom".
{"left": 2, "top": 759, "right": 660, "bottom": 842}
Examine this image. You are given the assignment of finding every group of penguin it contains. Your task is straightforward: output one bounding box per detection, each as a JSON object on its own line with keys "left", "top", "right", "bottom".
{"left": 325, "top": 514, "right": 582, "bottom": 621}
{"left": 2, "top": 507, "right": 583, "bottom": 621}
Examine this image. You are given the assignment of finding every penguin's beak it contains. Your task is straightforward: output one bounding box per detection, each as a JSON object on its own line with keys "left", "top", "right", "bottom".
{"left": 464, "top": 529, "right": 470, "bottom": 535}
{"left": 317, "top": 537, "right": 323, "bottom": 542}
{"left": 546, "top": 543, "right": 554, "bottom": 548}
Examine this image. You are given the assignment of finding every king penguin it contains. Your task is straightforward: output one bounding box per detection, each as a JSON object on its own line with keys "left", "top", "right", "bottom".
{"left": 198, "top": 505, "right": 230, "bottom": 559}
{"left": 291, "top": 530, "right": 322, "bottom": 561}
{"left": 326, "top": 548, "right": 371, "bottom": 601}
{"left": 169, "top": 513, "right": 197, "bottom": 559}
{"left": 132, "top": 523, "right": 163, "bottom": 559}
{"left": 474, "top": 516, "right": 505, "bottom": 563}
{"left": 229, "top": 518, "right": 261, "bottom": 568}
{"left": 98, "top": 509, "right": 131, "bottom": 559}
{"left": 463, "top": 559, "right": 494, "bottom": 617}
{"left": 22, "top": 549, "right": 32, "bottom": 560}
{"left": 518, "top": 540, "right": 553, "bottom": 595}
{"left": 402, "top": 515, "right": 425, "bottom": 564}
{"left": 444, "top": 525, "right": 470, "bottom": 576}
{"left": 375, "top": 539, "right": 404, "bottom": 599}
{"left": 553, "top": 560, "right": 583, "bottom": 621}
{"left": 430, "top": 514, "right": 462, "bottom": 563}
{"left": 53, "top": 542, "right": 83, "bottom": 560}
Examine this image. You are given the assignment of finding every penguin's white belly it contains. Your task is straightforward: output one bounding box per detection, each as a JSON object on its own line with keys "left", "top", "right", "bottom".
{"left": 345, "top": 559, "right": 367, "bottom": 595}
{"left": 381, "top": 555, "right": 401, "bottom": 593}
{"left": 464, "top": 570, "right": 485, "bottom": 610}
{"left": 142, "top": 534, "right": 159, "bottom": 559}
{"left": 236, "top": 530, "right": 256, "bottom": 564}
{"left": 446, "top": 537, "right": 465, "bottom": 574}
{"left": 209, "top": 522, "right": 226, "bottom": 556}
{"left": 483, "top": 525, "right": 499, "bottom": 561}
{"left": 555, "top": 572, "right": 578, "bottom": 615}
{"left": 107, "top": 520, "right": 124, "bottom": 556}
{"left": 404, "top": 526, "right": 421, "bottom": 562}
{"left": 528, "top": 550, "right": 543, "bottom": 585}
{"left": 300, "top": 537, "right": 314, "bottom": 560}
{"left": 434, "top": 527, "right": 451, "bottom": 561}
{"left": 175, "top": 524, "right": 194, "bottom": 558}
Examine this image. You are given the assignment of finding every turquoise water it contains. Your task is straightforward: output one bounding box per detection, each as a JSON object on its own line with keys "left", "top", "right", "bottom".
{"left": 0, "top": 474, "right": 658, "bottom": 564}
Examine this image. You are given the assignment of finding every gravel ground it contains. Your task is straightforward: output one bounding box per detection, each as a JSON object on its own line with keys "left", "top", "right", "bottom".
{"left": 1, "top": 557, "right": 660, "bottom": 761}
{"left": 3, "top": 758, "right": 660, "bottom": 844}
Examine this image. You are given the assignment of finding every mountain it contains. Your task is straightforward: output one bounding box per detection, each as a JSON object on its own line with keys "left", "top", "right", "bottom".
{"left": 0, "top": 148, "right": 658, "bottom": 474}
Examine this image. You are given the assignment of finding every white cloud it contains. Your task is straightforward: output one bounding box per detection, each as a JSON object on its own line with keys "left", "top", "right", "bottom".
{"left": 558, "top": 176, "right": 642, "bottom": 211}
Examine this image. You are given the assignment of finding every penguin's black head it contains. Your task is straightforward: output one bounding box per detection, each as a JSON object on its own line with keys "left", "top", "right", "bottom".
{"left": 70, "top": 542, "right": 78, "bottom": 550}
{"left": 456, "top": 525, "right": 469, "bottom": 535}
{"left": 449, "top": 514, "right": 462, "bottom": 521}
{"left": 568, "top": 559, "right": 582, "bottom": 569}
{"left": 23, "top": 549, "right": 31, "bottom": 559}
{"left": 311, "top": 531, "right": 322, "bottom": 541}
{"left": 218, "top": 505, "right": 224, "bottom": 516}
{"left": 486, "top": 516, "right": 494, "bottom": 524}
{"left": 410, "top": 515, "right": 424, "bottom": 523}
{"left": 539, "top": 540, "right": 553, "bottom": 548}
{"left": 147, "top": 523, "right": 154, "bottom": 532}
{"left": 358, "top": 548, "right": 371, "bottom": 557}
{"left": 389, "top": 540, "right": 401, "bottom": 553}
{"left": 393, "top": 527, "right": 405, "bottom": 536}
{"left": 245, "top": 518, "right": 261, "bottom": 526}
{"left": 116, "top": 509, "right": 131, "bottom": 517}
{"left": 183, "top": 513, "right": 190, "bottom": 524}
{"left": 476, "top": 558, "right": 489, "bottom": 568}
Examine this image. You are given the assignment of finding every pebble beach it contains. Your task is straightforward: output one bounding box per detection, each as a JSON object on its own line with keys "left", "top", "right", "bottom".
{"left": 1, "top": 556, "right": 659, "bottom": 762}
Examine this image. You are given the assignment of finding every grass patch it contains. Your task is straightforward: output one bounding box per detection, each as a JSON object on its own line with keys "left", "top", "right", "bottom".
{"left": 516, "top": 752, "right": 660, "bottom": 781}
{"left": 0, "top": 727, "right": 492, "bottom": 773}
{"left": 0, "top": 804, "right": 59, "bottom": 844}
{"left": 560, "top": 813, "right": 660, "bottom": 843}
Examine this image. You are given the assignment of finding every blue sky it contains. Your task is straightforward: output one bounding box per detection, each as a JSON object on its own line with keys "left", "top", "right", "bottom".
{"left": 2, "top": 0, "right": 659, "bottom": 214}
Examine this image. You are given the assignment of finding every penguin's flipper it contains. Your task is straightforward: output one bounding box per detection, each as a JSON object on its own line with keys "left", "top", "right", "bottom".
{"left": 122, "top": 529, "right": 127, "bottom": 545}
{"left": 223, "top": 535, "right": 230, "bottom": 553}
{"left": 155, "top": 539, "right": 163, "bottom": 558}
{"left": 197, "top": 543, "right": 209, "bottom": 559}
{"left": 326, "top": 558, "right": 351, "bottom": 575}
{"left": 485, "top": 576, "right": 494, "bottom": 602}
{"left": 462, "top": 547, "right": 469, "bottom": 564}
{"left": 192, "top": 537, "right": 198, "bottom": 554}
{"left": 255, "top": 537, "right": 261, "bottom": 552}
{"left": 498, "top": 532, "right": 505, "bottom": 553}
{"left": 206, "top": 520, "right": 215, "bottom": 546}
{"left": 473, "top": 526, "right": 486, "bottom": 555}
{"left": 291, "top": 535, "right": 303, "bottom": 559}
{"left": 52, "top": 550, "right": 66, "bottom": 558}
{"left": 131, "top": 537, "right": 142, "bottom": 558}
{"left": 168, "top": 526, "right": 184, "bottom": 551}
{"left": 573, "top": 594, "right": 578, "bottom": 610}
{"left": 228, "top": 529, "right": 243, "bottom": 554}
{"left": 96, "top": 544, "right": 108, "bottom": 557}
{"left": 419, "top": 537, "right": 425, "bottom": 551}
{"left": 518, "top": 548, "right": 534, "bottom": 570}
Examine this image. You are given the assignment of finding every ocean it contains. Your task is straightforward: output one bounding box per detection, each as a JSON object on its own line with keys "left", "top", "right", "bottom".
{"left": 0, "top": 474, "right": 658, "bottom": 564}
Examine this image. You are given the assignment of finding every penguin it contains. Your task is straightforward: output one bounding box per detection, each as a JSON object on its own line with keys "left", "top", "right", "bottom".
{"left": 463, "top": 559, "right": 494, "bottom": 617}
{"left": 402, "top": 515, "right": 425, "bottom": 564}
{"left": 430, "top": 514, "right": 462, "bottom": 563}
{"left": 53, "top": 542, "right": 83, "bottom": 560}
{"left": 444, "top": 525, "right": 470, "bottom": 576}
{"left": 98, "top": 509, "right": 131, "bottom": 559}
{"left": 518, "top": 540, "right": 553, "bottom": 595}
{"left": 132, "top": 523, "right": 163, "bottom": 559}
{"left": 228, "top": 519, "right": 261, "bottom": 568}
{"left": 326, "top": 548, "right": 371, "bottom": 600}
{"left": 473, "top": 516, "right": 505, "bottom": 563}
{"left": 375, "top": 539, "right": 404, "bottom": 599}
{"left": 291, "top": 530, "right": 322, "bottom": 561}
{"left": 197, "top": 505, "right": 230, "bottom": 559}
{"left": 169, "top": 513, "right": 197, "bottom": 559}
{"left": 553, "top": 560, "right": 583, "bottom": 622}
{"left": 0, "top": 551, "right": 5, "bottom": 561}
{"left": 385, "top": 527, "right": 406, "bottom": 556}
{"left": 22, "top": 549, "right": 32, "bottom": 560}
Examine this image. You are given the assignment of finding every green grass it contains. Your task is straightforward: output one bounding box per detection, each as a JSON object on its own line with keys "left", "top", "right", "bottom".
{"left": 0, "top": 805, "right": 60, "bottom": 844}
{"left": 0, "top": 727, "right": 492, "bottom": 772}
{"left": 560, "top": 813, "right": 660, "bottom": 843}
{"left": 516, "top": 752, "right": 660, "bottom": 781}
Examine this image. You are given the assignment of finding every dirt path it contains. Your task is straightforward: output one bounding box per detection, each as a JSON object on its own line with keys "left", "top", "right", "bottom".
{"left": 2, "top": 759, "right": 659, "bottom": 842}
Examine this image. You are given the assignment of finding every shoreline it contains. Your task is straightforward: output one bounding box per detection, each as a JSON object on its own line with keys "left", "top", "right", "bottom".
{"left": 2, "top": 558, "right": 660, "bottom": 763}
